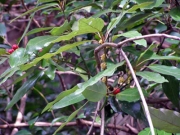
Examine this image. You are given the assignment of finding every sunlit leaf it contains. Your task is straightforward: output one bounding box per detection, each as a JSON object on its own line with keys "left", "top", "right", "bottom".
{"left": 136, "top": 71, "right": 168, "bottom": 83}
{"left": 148, "top": 64, "right": 180, "bottom": 80}
{"left": 113, "top": 31, "right": 147, "bottom": 47}
{"left": 116, "top": 88, "right": 148, "bottom": 102}
{"left": 82, "top": 81, "right": 107, "bottom": 102}
{"left": 9, "top": 48, "right": 29, "bottom": 68}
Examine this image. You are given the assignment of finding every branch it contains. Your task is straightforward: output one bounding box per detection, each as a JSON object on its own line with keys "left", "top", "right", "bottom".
{"left": 94, "top": 43, "right": 117, "bottom": 70}
{"left": 100, "top": 103, "right": 105, "bottom": 135}
{"left": 94, "top": 34, "right": 180, "bottom": 69}
{"left": 120, "top": 48, "right": 155, "bottom": 135}
{"left": 117, "top": 33, "right": 180, "bottom": 47}
{"left": 0, "top": 120, "right": 129, "bottom": 132}
{"left": 87, "top": 101, "right": 100, "bottom": 135}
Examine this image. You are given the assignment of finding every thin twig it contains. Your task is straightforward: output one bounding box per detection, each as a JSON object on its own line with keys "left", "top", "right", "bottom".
{"left": 120, "top": 48, "right": 155, "bottom": 135}
{"left": 76, "top": 46, "right": 91, "bottom": 79}
{"left": 87, "top": 101, "right": 100, "bottom": 135}
{"left": 0, "top": 120, "right": 129, "bottom": 132}
{"left": 20, "top": 0, "right": 42, "bottom": 29}
{"left": 100, "top": 100, "right": 105, "bottom": 135}
{"left": 57, "top": 72, "right": 66, "bottom": 91}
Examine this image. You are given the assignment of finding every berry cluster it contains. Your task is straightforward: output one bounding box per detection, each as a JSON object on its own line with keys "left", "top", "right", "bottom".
{"left": 7, "top": 44, "right": 19, "bottom": 54}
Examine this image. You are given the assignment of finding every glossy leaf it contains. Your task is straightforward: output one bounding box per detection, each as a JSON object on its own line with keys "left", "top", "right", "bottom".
{"left": 42, "top": 86, "right": 79, "bottom": 113}
{"left": 108, "top": 96, "right": 121, "bottom": 113}
{"left": 134, "top": 0, "right": 164, "bottom": 9}
{"left": 0, "top": 67, "right": 19, "bottom": 86}
{"left": 162, "top": 75, "right": 179, "bottom": 108}
{"left": 5, "top": 71, "right": 44, "bottom": 110}
{"left": 120, "top": 101, "right": 146, "bottom": 120}
{"left": 148, "top": 64, "right": 180, "bottom": 80}
{"left": 50, "top": 20, "right": 72, "bottom": 36}
{"left": 9, "top": 48, "right": 29, "bottom": 68}
{"left": 124, "top": 46, "right": 180, "bottom": 67}
{"left": 26, "top": 36, "right": 58, "bottom": 54}
{"left": 107, "top": 12, "right": 125, "bottom": 34}
{"left": 113, "top": 31, "right": 147, "bottom": 47}
{"left": 82, "top": 81, "right": 107, "bottom": 102}
{"left": 149, "top": 106, "right": 180, "bottom": 133}
{"left": 139, "top": 128, "right": 171, "bottom": 135}
{"left": 169, "top": 7, "right": 180, "bottom": 21}
{"left": 44, "top": 64, "right": 56, "bottom": 80}
{"left": 52, "top": 62, "right": 124, "bottom": 110}
{"left": 20, "top": 40, "right": 91, "bottom": 71}
{"left": 26, "top": 27, "right": 53, "bottom": 36}
{"left": 113, "top": 12, "right": 153, "bottom": 33}
{"left": 52, "top": 93, "right": 85, "bottom": 109}
{"left": 53, "top": 102, "right": 88, "bottom": 135}
{"left": 126, "top": 2, "right": 153, "bottom": 13}
{"left": 116, "top": 88, "right": 148, "bottom": 102}
{"left": 52, "top": 18, "right": 104, "bottom": 43}
{"left": 136, "top": 71, "right": 168, "bottom": 83}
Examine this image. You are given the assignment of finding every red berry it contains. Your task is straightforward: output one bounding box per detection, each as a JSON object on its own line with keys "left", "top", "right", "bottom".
{"left": 113, "top": 88, "right": 120, "bottom": 95}
{"left": 7, "top": 49, "right": 15, "bottom": 54}
{"left": 39, "top": 49, "right": 43, "bottom": 52}
{"left": 12, "top": 44, "right": 19, "bottom": 50}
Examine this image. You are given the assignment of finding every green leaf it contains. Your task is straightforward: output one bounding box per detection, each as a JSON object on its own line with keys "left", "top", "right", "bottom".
{"left": 44, "top": 64, "right": 56, "bottom": 80}
{"left": 136, "top": 44, "right": 157, "bottom": 66}
{"left": 149, "top": 106, "right": 180, "bottom": 133}
{"left": 52, "top": 93, "right": 85, "bottom": 110}
{"left": 113, "top": 12, "right": 153, "bottom": 32}
{"left": 134, "top": 0, "right": 164, "bottom": 9}
{"left": 116, "top": 88, "right": 148, "bottom": 102}
{"left": 126, "top": 2, "right": 153, "bottom": 13}
{"left": 138, "top": 128, "right": 171, "bottom": 135}
{"left": 9, "top": 48, "right": 29, "bottom": 68}
{"left": 26, "top": 27, "right": 53, "bottom": 36}
{"left": 20, "top": 40, "right": 91, "bottom": 71}
{"left": 82, "top": 81, "right": 107, "bottom": 102}
{"left": 113, "top": 31, "right": 147, "bottom": 47}
{"left": 148, "top": 64, "right": 180, "bottom": 80}
{"left": 42, "top": 85, "right": 78, "bottom": 113}
{"left": 5, "top": 71, "right": 44, "bottom": 110}
{"left": 108, "top": 96, "right": 121, "bottom": 113}
{"left": 26, "top": 36, "right": 58, "bottom": 54}
{"left": 0, "top": 57, "right": 7, "bottom": 65}
{"left": 169, "top": 6, "right": 180, "bottom": 21}
{"left": 0, "top": 48, "right": 6, "bottom": 55}
{"left": 136, "top": 71, "right": 168, "bottom": 83}
{"left": 15, "top": 130, "right": 32, "bottom": 135}
{"left": 52, "top": 18, "right": 104, "bottom": 43}
{"left": 107, "top": 12, "right": 125, "bottom": 34}
{"left": 162, "top": 75, "right": 179, "bottom": 108}
{"left": 52, "top": 62, "right": 124, "bottom": 110}
{"left": 124, "top": 46, "right": 180, "bottom": 68}
{"left": 53, "top": 102, "right": 88, "bottom": 135}
{"left": 120, "top": 101, "right": 146, "bottom": 120}
{"left": 50, "top": 20, "right": 73, "bottom": 36}
{"left": 0, "top": 67, "right": 19, "bottom": 86}
{"left": 10, "top": 3, "right": 58, "bottom": 23}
